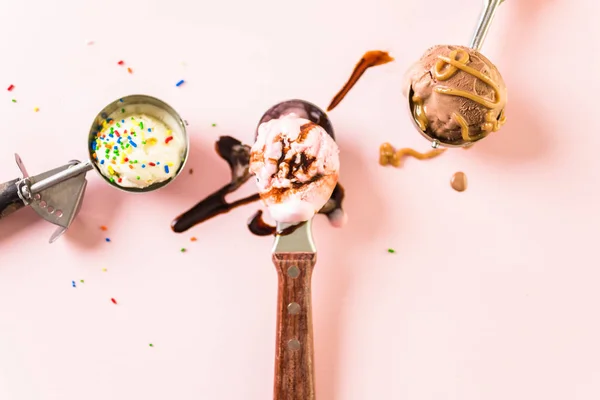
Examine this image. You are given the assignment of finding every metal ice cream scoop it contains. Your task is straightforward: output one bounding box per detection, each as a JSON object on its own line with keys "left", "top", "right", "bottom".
{"left": 255, "top": 99, "right": 335, "bottom": 400}
{"left": 407, "top": 0, "right": 506, "bottom": 148}
{"left": 0, "top": 95, "right": 189, "bottom": 242}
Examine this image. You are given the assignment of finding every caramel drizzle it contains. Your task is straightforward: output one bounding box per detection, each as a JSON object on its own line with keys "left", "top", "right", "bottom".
{"left": 327, "top": 51, "right": 395, "bottom": 112}
{"left": 379, "top": 143, "right": 446, "bottom": 167}
{"left": 452, "top": 112, "right": 472, "bottom": 142}
{"left": 434, "top": 51, "right": 502, "bottom": 109}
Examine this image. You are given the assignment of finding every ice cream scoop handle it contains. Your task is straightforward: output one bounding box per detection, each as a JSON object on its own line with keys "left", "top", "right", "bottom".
{"left": 272, "top": 252, "right": 317, "bottom": 400}
{"left": 0, "top": 178, "right": 26, "bottom": 219}
{"left": 470, "top": 0, "right": 504, "bottom": 51}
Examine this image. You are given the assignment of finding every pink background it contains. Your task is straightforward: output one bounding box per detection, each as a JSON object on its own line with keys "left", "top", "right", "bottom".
{"left": 1, "top": 0, "right": 599, "bottom": 399}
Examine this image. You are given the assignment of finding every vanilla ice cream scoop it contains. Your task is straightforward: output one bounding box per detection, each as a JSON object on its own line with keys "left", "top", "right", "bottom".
{"left": 250, "top": 112, "right": 339, "bottom": 223}
{"left": 92, "top": 105, "right": 186, "bottom": 189}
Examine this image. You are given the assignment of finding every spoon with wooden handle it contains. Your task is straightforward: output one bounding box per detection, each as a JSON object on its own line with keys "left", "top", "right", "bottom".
{"left": 255, "top": 99, "right": 337, "bottom": 400}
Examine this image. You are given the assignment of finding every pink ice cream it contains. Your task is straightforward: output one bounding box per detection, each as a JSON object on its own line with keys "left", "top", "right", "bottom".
{"left": 250, "top": 114, "right": 340, "bottom": 223}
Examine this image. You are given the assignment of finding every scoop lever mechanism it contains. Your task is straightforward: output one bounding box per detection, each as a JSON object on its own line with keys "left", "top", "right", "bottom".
{"left": 0, "top": 153, "right": 90, "bottom": 243}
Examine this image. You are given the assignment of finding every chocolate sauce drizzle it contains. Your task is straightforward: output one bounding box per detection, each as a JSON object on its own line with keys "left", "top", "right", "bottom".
{"left": 171, "top": 136, "right": 345, "bottom": 236}
{"left": 327, "top": 50, "right": 394, "bottom": 112}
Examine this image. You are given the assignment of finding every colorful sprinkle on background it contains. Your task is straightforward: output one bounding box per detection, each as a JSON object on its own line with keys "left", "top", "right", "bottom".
{"left": 105, "top": 238, "right": 111, "bottom": 242}
{"left": 176, "top": 80, "right": 185, "bottom": 87}
{"left": 211, "top": 123, "right": 217, "bottom": 127}
{"left": 181, "top": 248, "right": 187, "bottom": 253}
{"left": 34, "top": 107, "right": 39, "bottom": 112}
{"left": 118, "top": 60, "right": 124, "bottom": 65}
{"left": 189, "top": 168, "right": 194, "bottom": 174}
{"left": 80, "top": 280, "right": 85, "bottom": 283}
{"left": 387, "top": 248, "right": 396, "bottom": 254}
{"left": 100, "top": 226, "right": 108, "bottom": 231}
{"left": 72, "top": 280, "right": 76, "bottom": 288}
{"left": 149, "top": 343, "right": 154, "bottom": 347}
{"left": 102, "top": 268, "right": 107, "bottom": 272}
{"left": 190, "top": 237, "right": 197, "bottom": 242}
{"left": 7, "top": 84, "right": 14, "bottom": 91}
{"left": 127, "top": 67, "right": 133, "bottom": 74}
{"left": 11, "top": 99, "right": 16, "bottom": 103}
{"left": 111, "top": 298, "right": 117, "bottom": 304}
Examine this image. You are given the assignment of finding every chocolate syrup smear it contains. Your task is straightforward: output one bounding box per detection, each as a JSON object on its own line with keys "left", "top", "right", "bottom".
{"left": 327, "top": 50, "right": 394, "bottom": 112}
{"left": 171, "top": 136, "right": 345, "bottom": 236}
{"left": 246, "top": 210, "right": 309, "bottom": 237}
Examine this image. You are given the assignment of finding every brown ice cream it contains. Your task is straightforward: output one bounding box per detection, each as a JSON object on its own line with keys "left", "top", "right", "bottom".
{"left": 405, "top": 45, "right": 507, "bottom": 147}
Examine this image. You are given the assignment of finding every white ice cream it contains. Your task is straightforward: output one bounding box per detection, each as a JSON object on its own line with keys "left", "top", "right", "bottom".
{"left": 92, "top": 105, "right": 186, "bottom": 189}
{"left": 250, "top": 114, "right": 340, "bottom": 223}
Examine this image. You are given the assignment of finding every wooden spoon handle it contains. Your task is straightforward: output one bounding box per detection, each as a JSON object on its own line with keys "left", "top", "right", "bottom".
{"left": 272, "top": 252, "right": 317, "bottom": 400}
{"left": 0, "top": 178, "right": 25, "bottom": 219}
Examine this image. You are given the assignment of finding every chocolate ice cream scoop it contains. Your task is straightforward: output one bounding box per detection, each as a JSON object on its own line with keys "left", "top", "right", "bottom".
{"left": 404, "top": 0, "right": 507, "bottom": 148}
{"left": 405, "top": 44, "right": 507, "bottom": 147}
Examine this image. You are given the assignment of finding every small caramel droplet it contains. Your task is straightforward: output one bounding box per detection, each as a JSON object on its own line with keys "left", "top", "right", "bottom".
{"left": 450, "top": 172, "right": 468, "bottom": 192}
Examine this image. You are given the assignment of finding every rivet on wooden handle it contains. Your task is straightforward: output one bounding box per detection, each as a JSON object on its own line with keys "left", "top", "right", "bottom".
{"left": 272, "top": 252, "right": 317, "bottom": 400}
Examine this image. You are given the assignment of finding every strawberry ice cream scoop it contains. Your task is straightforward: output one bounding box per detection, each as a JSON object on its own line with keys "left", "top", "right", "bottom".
{"left": 250, "top": 114, "right": 340, "bottom": 223}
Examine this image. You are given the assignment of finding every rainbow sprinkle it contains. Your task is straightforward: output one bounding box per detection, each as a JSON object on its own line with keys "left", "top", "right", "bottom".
{"left": 164, "top": 165, "right": 170, "bottom": 174}
{"left": 176, "top": 80, "right": 185, "bottom": 87}
{"left": 72, "top": 280, "right": 76, "bottom": 288}
{"left": 105, "top": 238, "right": 111, "bottom": 242}
{"left": 7, "top": 84, "right": 14, "bottom": 91}
{"left": 180, "top": 248, "right": 187, "bottom": 253}
{"left": 387, "top": 248, "right": 396, "bottom": 254}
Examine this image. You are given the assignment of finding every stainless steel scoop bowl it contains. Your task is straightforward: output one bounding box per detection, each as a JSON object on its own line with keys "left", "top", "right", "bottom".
{"left": 0, "top": 94, "right": 189, "bottom": 242}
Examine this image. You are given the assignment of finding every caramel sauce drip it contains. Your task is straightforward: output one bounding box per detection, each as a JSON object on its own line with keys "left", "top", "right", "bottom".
{"left": 411, "top": 95, "right": 429, "bottom": 131}
{"left": 327, "top": 51, "right": 394, "bottom": 112}
{"left": 379, "top": 143, "right": 446, "bottom": 167}
{"left": 452, "top": 112, "right": 473, "bottom": 142}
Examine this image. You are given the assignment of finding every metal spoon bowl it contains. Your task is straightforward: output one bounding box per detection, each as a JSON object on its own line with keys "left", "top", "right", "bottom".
{"left": 256, "top": 99, "right": 335, "bottom": 141}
